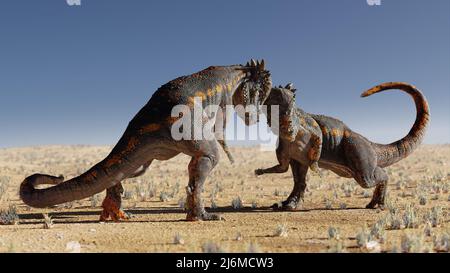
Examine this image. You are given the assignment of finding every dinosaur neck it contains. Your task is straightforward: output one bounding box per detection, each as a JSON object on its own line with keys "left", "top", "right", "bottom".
{"left": 265, "top": 97, "right": 293, "bottom": 128}
{"left": 181, "top": 66, "right": 250, "bottom": 110}
{"left": 219, "top": 68, "right": 247, "bottom": 106}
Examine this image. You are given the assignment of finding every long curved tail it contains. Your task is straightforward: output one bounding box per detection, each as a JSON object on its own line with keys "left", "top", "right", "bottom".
{"left": 20, "top": 133, "right": 148, "bottom": 208}
{"left": 361, "top": 82, "right": 430, "bottom": 168}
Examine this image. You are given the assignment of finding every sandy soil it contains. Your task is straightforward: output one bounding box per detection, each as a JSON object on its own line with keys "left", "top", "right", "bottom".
{"left": 0, "top": 145, "right": 448, "bottom": 253}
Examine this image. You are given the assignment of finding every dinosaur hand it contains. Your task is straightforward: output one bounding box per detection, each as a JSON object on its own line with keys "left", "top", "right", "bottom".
{"left": 226, "top": 152, "right": 235, "bottom": 164}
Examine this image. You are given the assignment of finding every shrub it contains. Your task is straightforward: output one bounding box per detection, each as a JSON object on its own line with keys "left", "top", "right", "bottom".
{"left": 401, "top": 233, "right": 424, "bottom": 253}
{"left": 247, "top": 242, "right": 261, "bottom": 253}
{"left": 370, "top": 219, "right": 387, "bottom": 243}
{"left": 418, "top": 195, "right": 427, "bottom": 206}
{"left": 363, "top": 191, "right": 371, "bottom": 198}
{"left": 42, "top": 213, "right": 53, "bottom": 229}
{"left": 231, "top": 197, "right": 243, "bottom": 210}
{"left": 328, "top": 227, "right": 340, "bottom": 240}
{"left": 178, "top": 197, "right": 186, "bottom": 210}
{"left": 403, "top": 204, "right": 419, "bottom": 229}
{"left": 90, "top": 194, "right": 100, "bottom": 208}
{"left": 433, "top": 232, "right": 449, "bottom": 252}
{"left": 386, "top": 211, "right": 402, "bottom": 230}
{"left": 202, "top": 242, "right": 226, "bottom": 253}
{"left": 425, "top": 206, "right": 443, "bottom": 227}
{"left": 275, "top": 224, "right": 288, "bottom": 237}
{"left": 173, "top": 233, "right": 185, "bottom": 245}
{"left": 327, "top": 240, "right": 344, "bottom": 253}
{"left": 0, "top": 205, "right": 19, "bottom": 225}
{"left": 159, "top": 191, "right": 169, "bottom": 202}
{"left": 210, "top": 198, "right": 218, "bottom": 209}
{"left": 324, "top": 198, "right": 332, "bottom": 210}
{"left": 0, "top": 176, "right": 10, "bottom": 201}
{"left": 355, "top": 227, "right": 369, "bottom": 248}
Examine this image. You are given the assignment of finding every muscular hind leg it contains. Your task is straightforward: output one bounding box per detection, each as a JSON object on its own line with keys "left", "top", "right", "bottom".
{"left": 343, "top": 136, "right": 388, "bottom": 209}
{"left": 100, "top": 183, "right": 130, "bottom": 221}
{"left": 184, "top": 141, "right": 222, "bottom": 221}
{"left": 100, "top": 161, "right": 153, "bottom": 221}
{"left": 273, "top": 160, "right": 308, "bottom": 211}
{"left": 307, "top": 125, "right": 323, "bottom": 174}
{"left": 365, "top": 168, "right": 388, "bottom": 209}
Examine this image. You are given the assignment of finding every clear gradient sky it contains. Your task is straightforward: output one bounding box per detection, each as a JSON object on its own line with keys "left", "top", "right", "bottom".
{"left": 0, "top": 0, "right": 449, "bottom": 148}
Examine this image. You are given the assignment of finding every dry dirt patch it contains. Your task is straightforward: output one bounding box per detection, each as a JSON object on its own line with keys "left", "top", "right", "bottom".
{"left": 0, "top": 145, "right": 449, "bottom": 252}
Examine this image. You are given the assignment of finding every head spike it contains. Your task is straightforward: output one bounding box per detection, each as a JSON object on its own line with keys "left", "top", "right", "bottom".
{"left": 285, "top": 83, "right": 294, "bottom": 90}
{"left": 250, "top": 59, "right": 257, "bottom": 67}
{"left": 260, "top": 59, "right": 265, "bottom": 70}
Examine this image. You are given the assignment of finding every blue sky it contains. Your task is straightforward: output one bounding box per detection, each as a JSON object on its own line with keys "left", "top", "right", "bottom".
{"left": 0, "top": 0, "right": 449, "bottom": 148}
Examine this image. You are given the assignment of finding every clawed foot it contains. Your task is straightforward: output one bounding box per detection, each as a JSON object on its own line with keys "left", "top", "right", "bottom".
{"left": 365, "top": 200, "right": 385, "bottom": 210}
{"left": 186, "top": 211, "right": 223, "bottom": 221}
{"left": 366, "top": 184, "right": 386, "bottom": 210}
{"left": 99, "top": 196, "right": 131, "bottom": 222}
{"left": 271, "top": 200, "right": 299, "bottom": 211}
{"left": 254, "top": 169, "right": 264, "bottom": 176}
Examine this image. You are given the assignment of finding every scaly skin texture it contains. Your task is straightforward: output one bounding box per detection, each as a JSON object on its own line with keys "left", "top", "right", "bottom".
{"left": 20, "top": 60, "right": 272, "bottom": 222}
{"left": 256, "top": 82, "right": 429, "bottom": 211}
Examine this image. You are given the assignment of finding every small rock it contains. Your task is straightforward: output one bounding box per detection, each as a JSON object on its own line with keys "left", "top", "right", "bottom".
{"left": 366, "top": 241, "right": 381, "bottom": 252}
{"left": 66, "top": 241, "right": 81, "bottom": 253}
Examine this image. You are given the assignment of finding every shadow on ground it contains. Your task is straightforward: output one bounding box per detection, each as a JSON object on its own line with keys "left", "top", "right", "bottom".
{"left": 17, "top": 205, "right": 368, "bottom": 225}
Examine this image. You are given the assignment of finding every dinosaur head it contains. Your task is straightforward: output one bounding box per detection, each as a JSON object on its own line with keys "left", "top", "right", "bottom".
{"left": 265, "top": 83, "right": 297, "bottom": 109}
{"left": 233, "top": 59, "right": 272, "bottom": 125}
{"left": 264, "top": 83, "right": 297, "bottom": 135}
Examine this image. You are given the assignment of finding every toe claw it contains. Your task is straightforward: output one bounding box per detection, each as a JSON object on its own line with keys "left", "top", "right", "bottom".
{"left": 255, "top": 169, "right": 263, "bottom": 176}
{"left": 366, "top": 202, "right": 376, "bottom": 209}
{"left": 271, "top": 202, "right": 282, "bottom": 210}
{"left": 100, "top": 196, "right": 129, "bottom": 222}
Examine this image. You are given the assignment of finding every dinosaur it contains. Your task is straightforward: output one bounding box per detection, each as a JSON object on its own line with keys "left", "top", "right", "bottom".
{"left": 20, "top": 59, "right": 272, "bottom": 221}
{"left": 255, "top": 82, "right": 429, "bottom": 210}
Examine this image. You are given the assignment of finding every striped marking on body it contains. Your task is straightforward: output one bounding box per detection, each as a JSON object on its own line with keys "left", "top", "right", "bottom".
{"left": 140, "top": 123, "right": 161, "bottom": 134}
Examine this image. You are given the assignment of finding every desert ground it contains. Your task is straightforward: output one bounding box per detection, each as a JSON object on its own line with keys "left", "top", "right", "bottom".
{"left": 0, "top": 144, "right": 448, "bottom": 253}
